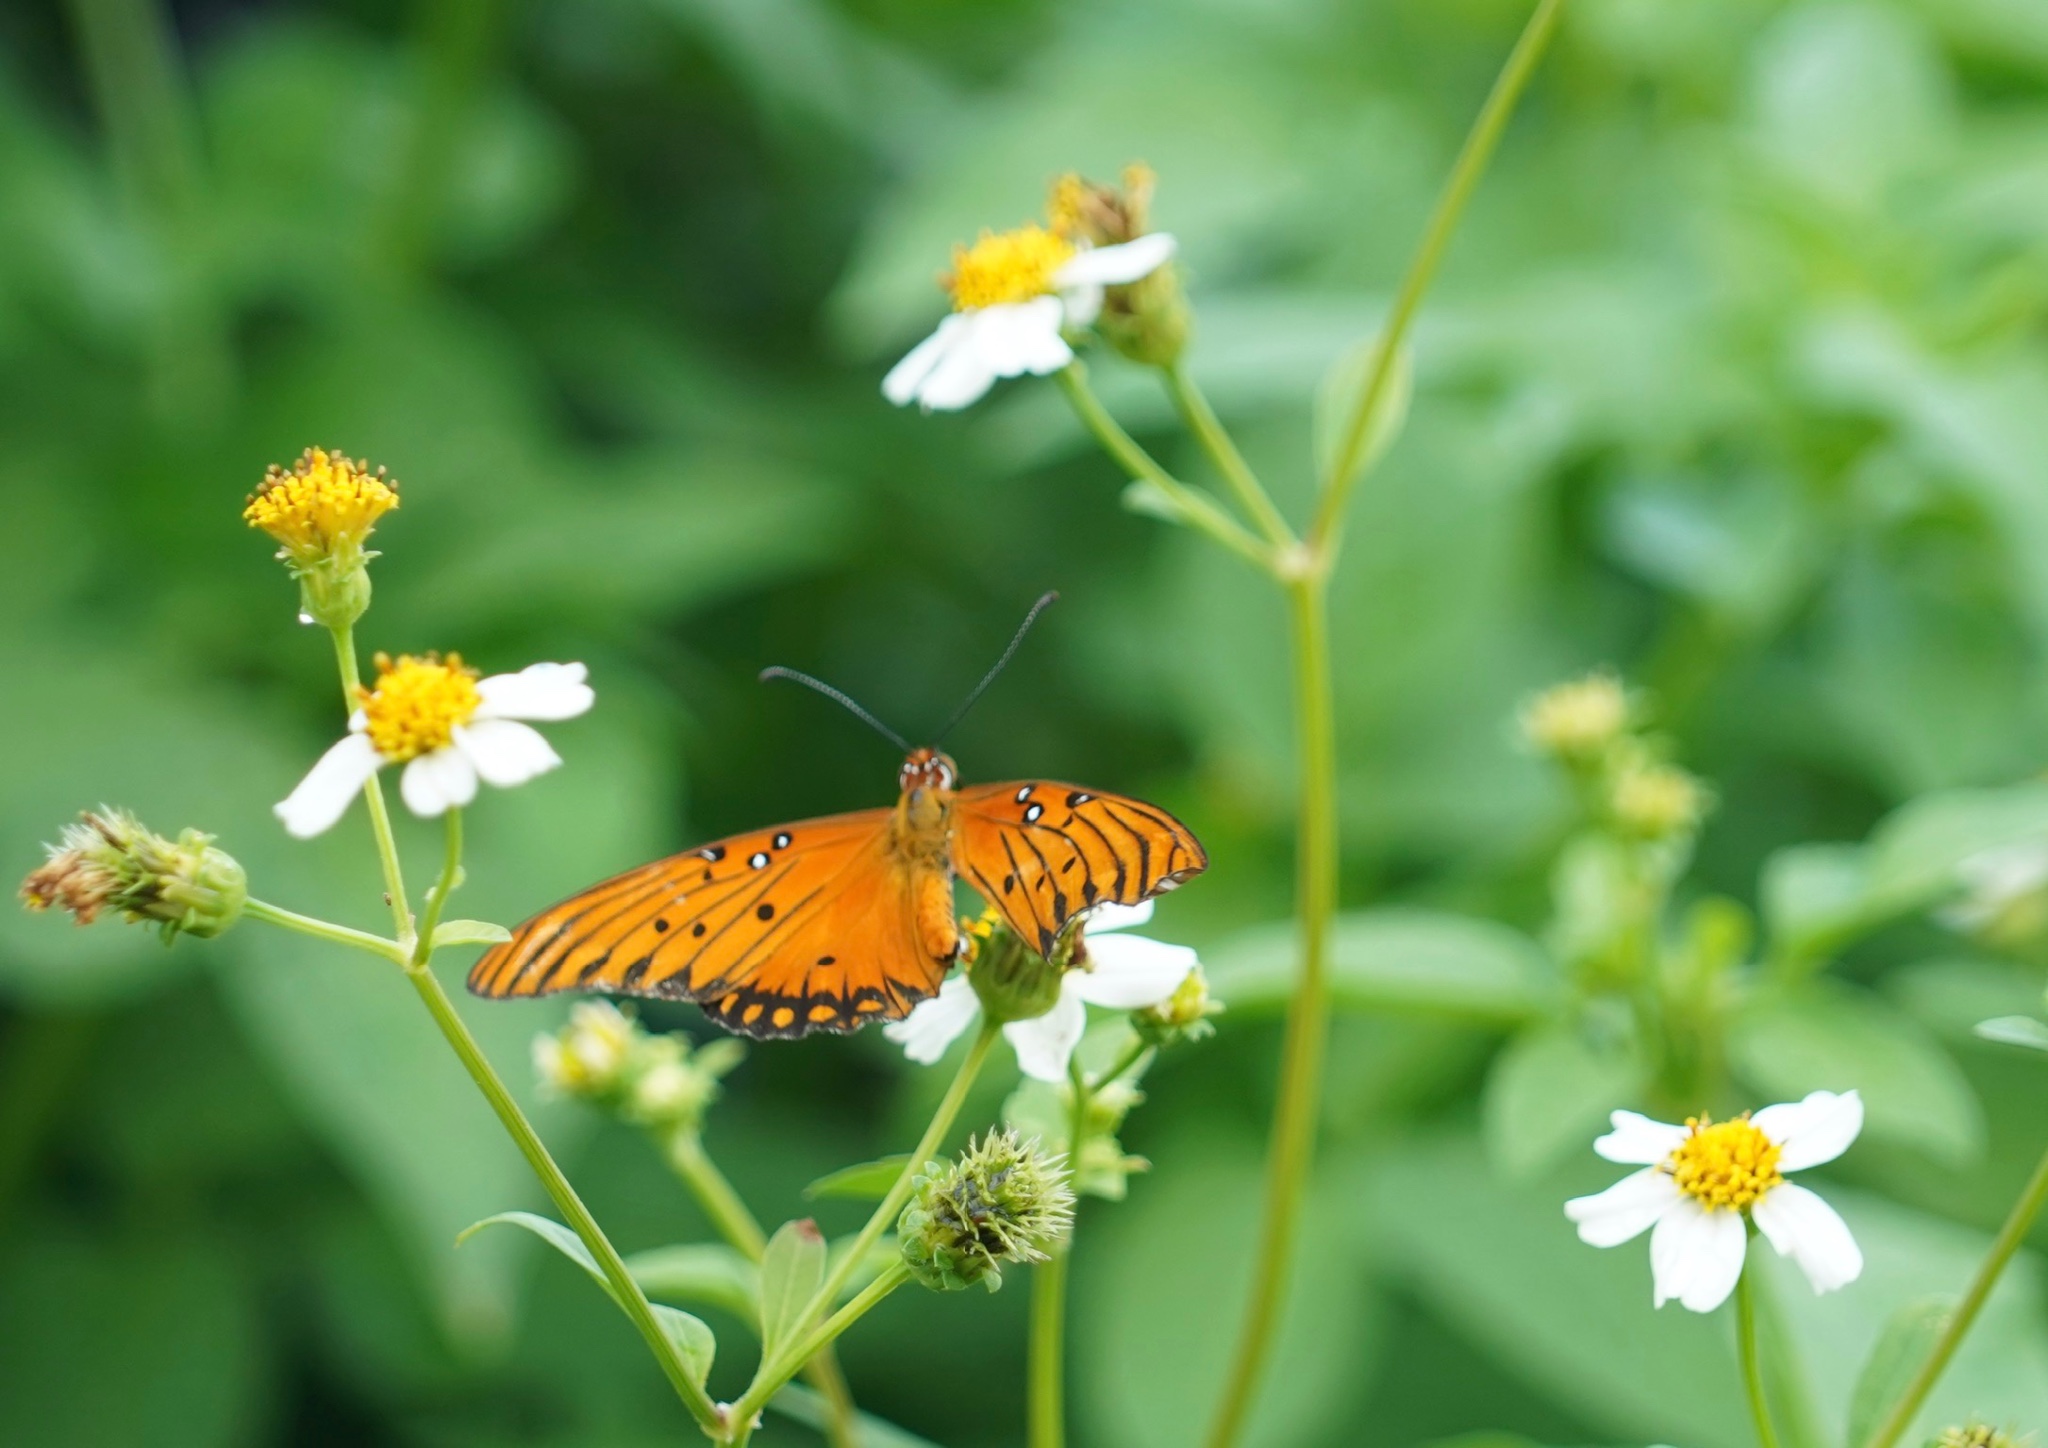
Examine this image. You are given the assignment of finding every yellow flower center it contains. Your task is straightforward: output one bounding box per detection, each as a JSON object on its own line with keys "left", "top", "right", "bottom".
{"left": 946, "top": 225, "right": 1076, "bottom": 311}
{"left": 358, "top": 652, "right": 481, "bottom": 761}
{"left": 244, "top": 447, "right": 399, "bottom": 561}
{"left": 959, "top": 906, "right": 1003, "bottom": 964}
{"left": 1664, "top": 1114, "right": 1782, "bottom": 1212}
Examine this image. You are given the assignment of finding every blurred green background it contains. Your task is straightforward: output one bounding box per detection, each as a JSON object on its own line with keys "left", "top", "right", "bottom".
{"left": 6, "top": 0, "right": 2048, "bottom": 1443}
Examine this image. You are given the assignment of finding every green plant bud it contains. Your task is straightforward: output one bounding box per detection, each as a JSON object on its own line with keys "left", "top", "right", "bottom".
{"left": 21, "top": 809, "right": 246, "bottom": 942}
{"left": 1608, "top": 752, "right": 1709, "bottom": 841}
{"left": 1520, "top": 672, "right": 1629, "bottom": 765}
{"left": 897, "top": 1130, "right": 1074, "bottom": 1293}
{"left": 1935, "top": 1423, "right": 2021, "bottom": 1448}
{"left": 1132, "top": 963, "right": 1221, "bottom": 1047}
{"left": 296, "top": 560, "right": 374, "bottom": 631}
{"left": 1096, "top": 265, "right": 1191, "bottom": 369}
{"left": 968, "top": 925, "right": 1066, "bottom": 1025}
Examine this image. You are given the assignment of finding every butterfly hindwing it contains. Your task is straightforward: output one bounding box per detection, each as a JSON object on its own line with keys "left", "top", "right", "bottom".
{"left": 950, "top": 781, "right": 1208, "bottom": 955}
{"left": 467, "top": 808, "right": 958, "bottom": 1037}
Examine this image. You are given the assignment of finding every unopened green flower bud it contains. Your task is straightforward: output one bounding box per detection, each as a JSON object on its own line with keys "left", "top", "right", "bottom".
{"left": 968, "top": 914, "right": 1065, "bottom": 1025}
{"left": 533, "top": 1000, "right": 638, "bottom": 1098}
{"left": 1609, "top": 754, "right": 1709, "bottom": 841}
{"left": 21, "top": 809, "right": 246, "bottom": 942}
{"left": 1133, "top": 963, "right": 1221, "bottom": 1048}
{"left": 898, "top": 1130, "right": 1074, "bottom": 1293}
{"left": 1048, "top": 164, "right": 1189, "bottom": 368}
{"left": 627, "top": 1034, "right": 746, "bottom": 1131}
{"left": 1521, "top": 672, "right": 1629, "bottom": 765}
{"left": 1935, "top": 1422, "right": 2021, "bottom": 1448}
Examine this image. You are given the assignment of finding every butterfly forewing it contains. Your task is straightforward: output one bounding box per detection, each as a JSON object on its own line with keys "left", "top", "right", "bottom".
{"left": 950, "top": 782, "right": 1208, "bottom": 955}
{"left": 467, "top": 808, "right": 957, "bottom": 1037}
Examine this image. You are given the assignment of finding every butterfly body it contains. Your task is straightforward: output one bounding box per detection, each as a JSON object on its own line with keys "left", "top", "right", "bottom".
{"left": 468, "top": 746, "right": 1205, "bottom": 1039}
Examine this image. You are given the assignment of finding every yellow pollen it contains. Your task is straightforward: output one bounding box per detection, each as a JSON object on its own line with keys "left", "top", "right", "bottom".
{"left": 1663, "top": 1114, "right": 1782, "bottom": 1212}
{"left": 358, "top": 652, "right": 481, "bottom": 762}
{"left": 959, "top": 906, "right": 1002, "bottom": 963}
{"left": 244, "top": 447, "right": 398, "bottom": 560}
{"left": 945, "top": 225, "right": 1076, "bottom": 311}
{"left": 1046, "top": 174, "right": 1089, "bottom": 237}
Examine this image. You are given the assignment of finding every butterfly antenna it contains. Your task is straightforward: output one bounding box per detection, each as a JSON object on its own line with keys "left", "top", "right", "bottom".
{"left": 758, "top": 666, "right": 912, "bottom": 753}
{"left": 933, "top": 590, "right": 1060, "bottom": 745}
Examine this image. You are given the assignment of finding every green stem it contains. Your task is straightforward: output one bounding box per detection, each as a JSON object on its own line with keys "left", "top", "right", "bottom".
{"left": 1029, "top": 1244, "right": 1070, "bottom": 1448}
{"left": 1309, "top": 0, "right": 1565, "bottom": 546}
{"left": 1055, "top": 364, "right": 1274, "bottom": 573}
{"left": 799, "top": 1019, "right": 1001, "bottom": 1330}
{"left": 1089, "top": 1038, "right": 1154, "bottom": 1093}
{"left": 243, "top": 897, "right": 404, "bottom": 962}
{"left": 1203, "top": 572, "right": 1337, "bottom": 1448}
{"left": 1862, "top": 1139, "right": 2048, "bottom": 1448}
{"left": 406, "top": 960, "right": 724, "bottom": 1434}
{"left": 329, "top": 625, "right": 415, "bottom": 944}
{"left": 729, "top": 1261, "right": 912, "bottom": 1445}
{"left": 1736, "top": 1259, "right": 1783, "bottom": 1448}
{"left": 663, "top": 1130, "right": 859, "bottom": 1448}
{"left": 1161, "top": 360, "right": 1297, "bottom": 548}
{"left": 410, "top": 809, "right": 463, "bottom": 966}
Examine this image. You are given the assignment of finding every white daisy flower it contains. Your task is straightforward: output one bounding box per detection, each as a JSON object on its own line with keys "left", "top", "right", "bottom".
{"left": 276, "top": 653, "right": 593, "bottom": 838}
{"left": 884, "top": 900, "right": 1198, "bottom": 1082}
{"left": 1565, "top": 1090, "right": 1866, "bottom": 1313}
{"left": 882, "top": 224, "right": 1177, "bottom": 412}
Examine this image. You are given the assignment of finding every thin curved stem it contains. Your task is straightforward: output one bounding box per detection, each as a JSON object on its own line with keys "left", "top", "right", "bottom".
{"left": 1736, "top": 1261, "right": 1783, "bottom": 1448}
{"left": 1204, "top": 572, "right": 1337, "bottom": 1448}
{"left": 1029, "top": 1243, "right": 1070, "bottom": 1448}
{"left": 410, "top": 808, "right": 462, "bottom": 966}
{"left": 729, "top": 1261, "right": 913, "bottom": 1445}
{"left": 329, "top": 625, "right": 414, "bottom": 944}
{"left": 1310, "top": 0, "right": 1565, "bottom": 547}
{"left": 1162, "top": 360, "right": 1297, "bottom": 548}
{"left": 243, "top": 897, "right": 405, "bottom": 962}
{"left": 1862, "top": 1139, "right": 2048, "bottom": 1448}
{"left": 1055, "top": 364, "right": 1274, "bottom": 573}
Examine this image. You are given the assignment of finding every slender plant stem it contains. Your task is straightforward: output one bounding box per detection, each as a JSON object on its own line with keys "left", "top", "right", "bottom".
{"left": 799, "top": 1019, "right": 1001, "bottom": 1330}
{"left": 1203, "top": 572, "right": 1337, "bottom": 1448}
{"left": 1310, "top": 0, "right": 1565, "bottom": 546}
{"left": 329, "top": 626, "right": 414, "bottom": 943}
{"left": 1029, "top": 1242, "right": 1070, "bottom": 1448}
{"left": 244, "top": 898, "right": 404, "bottom": 961}
{"left": 729, "top": 1261, "right": 913, "bottom": 1444}
{"left": 410, "top": 809, "right": 463, "bottom": 965}
{"left": 1162, "top": 360, "right": 1297, "bottom": 548}
{"left": 1862, "top": 1139, "right": 2048, "bottom": 1448}
{"left": 1736, "top": 1261, "right": 1783, "bottom": 1448}
{"left": 664, "top": 1130, "right": 859, "bottom": 1448}
{"left": 407, "top": 959, "right": 724, "bottom": 1433}
{"left": 1055, "top": 364, "right": 1274, "bottom": 572}
{"left": 1090, "top": 1038, "right": 1154, "bottom": 1093}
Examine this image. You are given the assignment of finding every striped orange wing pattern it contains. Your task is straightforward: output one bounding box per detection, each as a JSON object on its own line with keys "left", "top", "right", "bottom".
{"left": 466, "top": 809, "right": 961, "bottom": 1038}
{"left": 949, "top": 782, "right": 1208, "bottom": 956}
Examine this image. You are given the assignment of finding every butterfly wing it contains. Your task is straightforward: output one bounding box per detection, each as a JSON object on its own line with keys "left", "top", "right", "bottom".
{"left": 467, "top": 808, "right": 960, "bottom": 1039}
{"left": 950, "top": 782, "right": 1208, "bottom": 956}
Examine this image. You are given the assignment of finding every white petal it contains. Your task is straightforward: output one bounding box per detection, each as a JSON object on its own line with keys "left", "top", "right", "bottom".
{"left": 974, "top": 296, "right": 1072, "bottom": 378}
{"left": 912, "top": 311, "right": 1004, "bottom": 411}
{"left": 1565, "top": 1168, "right": 1682, "bottom": 1248}
{"left": 275, "top": 733, "right": 386, "bottom": 838}
{"left": 883, "top": 977, "right": 979, "bottom": 1065}
{"left": 1752, "top": 1183, "right": 1863, "bottom": 1294}
{"left": 1085, "top": 899, "right": 1155, "bottom": 934}
{"left": 882, "top": 314, "right": 970, "bottom": 407}
{"left": 1073, "top": 934, "right": 1197, "bottom": 1008}
{"left": 1062, "top": 282, "right": 1106, "bottom": 328}
{"left": 1650, "top": 1197, "right": 1748, "bottom": 1312}
{"left": 473, "top": 662, "right": 593, "bottom": 722}
{"left": 1753, "top": 1090, "right": 1864, "bottom": 1171}
{"left": 455, "top": 718, "right": 562, "bottom": 788}
{"left": 1006, "top": 987, "right": 1088, "bottom": 1083}
{"left": 1595, "top": 1110, "right": 1689, "bottom": 1165}
{"left": 400, "top": 747, "right": 479, "bottom": 817}
{"left": 1054, "top": 232, "right": 1178, "bottom": 287}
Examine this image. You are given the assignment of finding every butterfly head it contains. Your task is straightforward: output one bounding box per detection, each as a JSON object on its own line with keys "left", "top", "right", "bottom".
{"left": 899, "top": 748, "right": 959, "bottom": 830}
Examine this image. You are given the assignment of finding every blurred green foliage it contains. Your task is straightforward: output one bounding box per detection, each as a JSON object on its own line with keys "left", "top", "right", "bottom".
{"left": 4, "top": 0, "right": 2048, "bottom": 1443}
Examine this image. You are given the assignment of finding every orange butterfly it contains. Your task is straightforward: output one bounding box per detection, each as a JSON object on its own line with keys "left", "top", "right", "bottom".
{"left": 467, "top": 599, "right": 1207, "bottom": 1040}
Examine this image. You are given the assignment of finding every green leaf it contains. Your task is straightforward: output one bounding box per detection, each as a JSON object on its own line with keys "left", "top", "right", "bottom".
{"left": 459, "top": 1212, "right": 716, "bottom": 1386}
{"left": 1975, "top": 1016, "right": 2048, "bottom": 1053}
{"left": 1847, "top": 1296, "right": 1954, "bottom": 1448}
{"left": 1482, "top": 1021, "right": 1644, "bottom": 1178}
{"left": 1205, "top": 908, "right": 1556, "bottom": 1024}
{"left": 1315, "top": 335, "right": 1414, "bottom": 489}
{"left": 624, "top": 1243, "right": 760, "bottom": 1321}
{"left": 430, "top": 918, "right": 512, "bottom": 948}
{"left": 768, "top": 1382, "right": 946, "bottom": 1448}
{"left": 1728, "top": 983, "right": 1985, "bottom": 1163}
{"left": 758, "top": 1219, "right": 826, "bottom": 1361}
{"left": 805, "top": 1155, "right": 911, "bottom": 1200}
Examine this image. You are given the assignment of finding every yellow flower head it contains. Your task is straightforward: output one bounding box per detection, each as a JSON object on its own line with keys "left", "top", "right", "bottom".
{"left": 1610, "top": 755, "right": 1708, "bottom": 840}
{"left": 945, "top": 225, "right": 1077, "bottom": 311}
{"left": 357, "top": 652, "right": 482, "bottom": 762}
{"left": 244, "top": 448, "right": 398, "bottom": 565}
{"left": 1663, "top": 1114, "right": 1783, "bottom": 1212}
{"left": 1521, "top": 672, "right": 1629, "bottom": 763}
